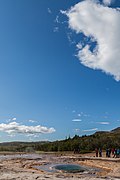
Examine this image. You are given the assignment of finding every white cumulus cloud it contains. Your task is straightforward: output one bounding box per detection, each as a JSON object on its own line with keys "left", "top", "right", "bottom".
{"left": 0, "top": 122, "right": 55, "bottom": 135}
{"left": 64, "top": 0, "right": 120, "bottom": 81}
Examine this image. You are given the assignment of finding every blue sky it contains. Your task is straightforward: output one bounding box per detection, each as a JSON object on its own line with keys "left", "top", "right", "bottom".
{"left": 0, "top": 0, "right": 120, "bottom": 142}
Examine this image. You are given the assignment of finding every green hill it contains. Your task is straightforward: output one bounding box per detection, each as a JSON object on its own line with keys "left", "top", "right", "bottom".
{"left": 37, "top": 127, "right": 120, "bottom": 153}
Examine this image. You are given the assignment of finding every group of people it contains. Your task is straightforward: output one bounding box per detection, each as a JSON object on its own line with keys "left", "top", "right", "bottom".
{"left": 106, "top": 148, "right": 120, "bottom": 158}
{"left": 95, "top": 148, "right": 102, "bottom": 157}
{"left": 95, "top": 148, "right": 120, "bottom": 158}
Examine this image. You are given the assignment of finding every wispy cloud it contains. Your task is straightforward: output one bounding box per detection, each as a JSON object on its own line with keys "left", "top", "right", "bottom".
{"left": 103, "top": 116, "right": 108, "bottom": 119}
{"left": 6, "top": 117, "right": 17, "bottom": 123}
{"left": 26, "top": 134, "right": 39, "bottom": 138}
{"left": 64, "top": 0, "right": 120, "bottom": 81}
{"left": 83, "top": 128, "right": 98, "bottom": 132}
{"left": 53, "top": 27, "right": 59, "bottom": 32}
{"left": 28, "top": 119, "right": 37, "bottom": 123}
{"left": 97, "top": 121, "right": 110, "bottom": 125}
{"left": 72, "top": 119, "right": 82, "bottom": 122}
{"left": 103, "top": 0, "right": 113, "bottom": 6}
{"left": 12, "top": 117, "right": 17, "bottom": 121}
{"left": 74, "top": 128, "right": 80, "bottom": 132}
{"left": 0, "top": 122, "right": 56, "bottom": 135}
{"left": 72, "top": 110, "right": 76, "bottom": 113}
{"left": 47, "top": 8, "right": 52, "bottom": 14}
{"left": 54, "top": 15, "right": 60, "bottom": 23}
{"left": 83, "top": 114, "right": 90, "bottom": 117}
{"left": 67, "top": 32, "right": 76, "bottom": 44}
{"left": 7, "top": 134, "right": 15, "bottom": 137}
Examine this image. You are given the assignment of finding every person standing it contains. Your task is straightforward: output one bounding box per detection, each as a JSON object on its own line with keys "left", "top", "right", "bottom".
{"left": 106, "top": 148, "right": 109, "bottom": 157}
{"left": 99, "top": 148, "right": 102, "bottom": 157}
{"left": 95, "top": 148, "right": 98, "bottom": 157}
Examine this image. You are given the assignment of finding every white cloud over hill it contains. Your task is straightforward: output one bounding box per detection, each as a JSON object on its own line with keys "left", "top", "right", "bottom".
{"left": 65, "top": 0, "right": 120, "bottom": 81}
{"left": 0, "top": 122, "right": 55, "bottom": 135}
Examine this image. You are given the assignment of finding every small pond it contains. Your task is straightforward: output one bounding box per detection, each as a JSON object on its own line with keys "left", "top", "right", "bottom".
{"left": 53, "top": 164, "right": 86, "bottom": 173}
{"left": 33, "top": 163, "right": 97, "bottom": 174}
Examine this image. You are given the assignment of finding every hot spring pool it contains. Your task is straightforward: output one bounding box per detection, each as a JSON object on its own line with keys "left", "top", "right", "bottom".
{"left": 53, "top": 164, "right": 85, "bottom": 173}
{"left": 33, "top": 163, "right": 87, "bottom": 173}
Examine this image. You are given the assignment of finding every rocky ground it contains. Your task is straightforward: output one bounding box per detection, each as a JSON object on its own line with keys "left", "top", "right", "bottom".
{"left": 0, "top": 153, "right": 119, "bottom": 180}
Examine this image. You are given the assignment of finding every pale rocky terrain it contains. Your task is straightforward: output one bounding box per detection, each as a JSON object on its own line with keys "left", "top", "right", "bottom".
{"left": 0, "top": 153, "right": 119, "bottom": 180}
